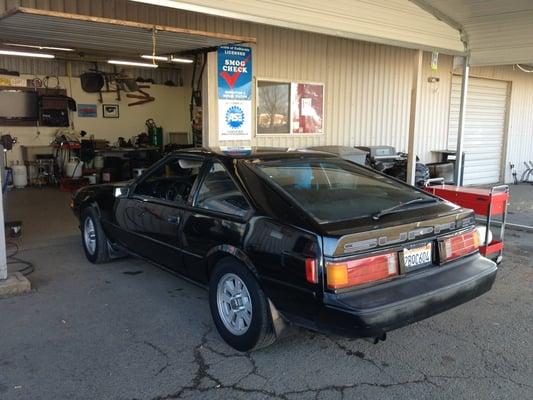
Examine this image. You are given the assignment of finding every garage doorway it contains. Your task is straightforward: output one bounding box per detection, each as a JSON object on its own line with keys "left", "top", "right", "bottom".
{"left": 0, "top": 7, "right": 255, "bottom": 251}
{"left": 448, "top": 76, "right": 509, "bottom": 185}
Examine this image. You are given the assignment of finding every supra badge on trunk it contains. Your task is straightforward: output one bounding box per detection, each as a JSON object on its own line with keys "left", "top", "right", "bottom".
{"left": 335, "top": 211, "right": 475, "bottom": 256}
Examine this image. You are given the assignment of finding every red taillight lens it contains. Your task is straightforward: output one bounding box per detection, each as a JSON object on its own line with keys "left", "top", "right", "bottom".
{"left": 326, "top": 253, "right": 398, "bottom": 289}
{"left": 305, "top": 258, "right": 318, "bottom": 284}
{"left": 439, "top": 229, "right": 480, "bottom": 262}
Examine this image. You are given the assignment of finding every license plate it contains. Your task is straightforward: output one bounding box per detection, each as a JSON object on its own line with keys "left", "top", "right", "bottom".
{"left": 403, "top": 243, "right": 432, "bottom": 271}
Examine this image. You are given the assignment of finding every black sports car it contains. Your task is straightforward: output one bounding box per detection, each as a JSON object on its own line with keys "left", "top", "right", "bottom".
{"left": 71, "top": 147, "right": 497, "bottom": 351}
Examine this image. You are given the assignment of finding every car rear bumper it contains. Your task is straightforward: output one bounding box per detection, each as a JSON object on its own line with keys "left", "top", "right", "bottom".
{"left": 314, "top": 254, "right": 497, "bottom": 338}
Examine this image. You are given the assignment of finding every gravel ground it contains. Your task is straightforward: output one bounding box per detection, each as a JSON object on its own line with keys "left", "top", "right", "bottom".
{"left": 0, "top": 230, "right": 531, "bottom": 400}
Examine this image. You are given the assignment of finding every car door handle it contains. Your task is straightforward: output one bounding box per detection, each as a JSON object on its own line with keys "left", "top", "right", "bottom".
{"left": 167, "top": 215, "right": 181, "bottom": 225}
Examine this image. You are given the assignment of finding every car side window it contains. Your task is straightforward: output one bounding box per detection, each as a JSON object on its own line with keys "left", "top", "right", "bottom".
{"left": 134, "top": 157, "right": 203, "bottom": 203}
{"left": 195, "top": 162, "right": 250, "bottom": 217}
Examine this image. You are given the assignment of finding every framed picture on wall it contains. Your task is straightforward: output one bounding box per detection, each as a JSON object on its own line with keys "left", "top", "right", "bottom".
{"left": 256, "top": 79, "right": 324, "bottom": 135}
{"left": 78, "top": 104, "right": 97, "bottom": 118}
{"left": 102, "top": 104, "right": 119, "bottom": 118}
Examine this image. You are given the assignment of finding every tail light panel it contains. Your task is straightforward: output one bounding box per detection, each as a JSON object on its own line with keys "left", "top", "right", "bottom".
{"left": 438, "top": 229, "right": 480, "bottom": 263}
{"left": 326, "top": 252, "right": 398, "bottom": 289}
{"left": 323, "top": 228, "right": 479, "bottom": 291}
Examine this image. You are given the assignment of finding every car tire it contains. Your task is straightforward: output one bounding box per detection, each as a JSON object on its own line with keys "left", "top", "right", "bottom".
{"left": 209, "top": 257, "right": 276, "bottom": 352}
{"left": 81, "top": 207, "right": 110, "bottom": 264}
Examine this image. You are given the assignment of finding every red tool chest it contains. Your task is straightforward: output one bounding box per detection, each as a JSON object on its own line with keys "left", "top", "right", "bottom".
{"left": 424, "top": 180, "right": 509, "bottom": 263}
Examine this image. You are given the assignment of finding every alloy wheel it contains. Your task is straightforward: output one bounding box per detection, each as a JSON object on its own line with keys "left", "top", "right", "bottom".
{"left": 216, "top": 273, "right": 253, "bottom": 335}
{"left": 84, "top": 217, "right": 97, "bottom": 255}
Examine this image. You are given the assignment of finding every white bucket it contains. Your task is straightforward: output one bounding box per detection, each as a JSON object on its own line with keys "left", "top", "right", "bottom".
{"left": 66, "top": 158, "right": 83, "bottom": 178}
{"left": 94, "top": 155, "right": 104, "bottom": 170}
{"left": 28, "top": 163, "right": 38, "bottom": 182}
{"left": 13, "top": 164, "right": 28, "bottom": 188}
{"left": 84, "top": 174, "right": 97, "bottom": 184}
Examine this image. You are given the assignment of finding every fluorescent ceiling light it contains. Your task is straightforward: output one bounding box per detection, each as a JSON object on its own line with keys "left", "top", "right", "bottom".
{"left": 141, "top": 55, "right": 193, "bottom": 64}
{"left": 141, "top": 54, "right": 169, "bottom": 61}
{"left": 0, "top": 49, "right": 55, "bottom": 59}
{"left": 170, "top": 57, "right": 194, "bottom": 64}
{"left": 4, "top": 43, "right": 74, "bottom": 52}
{"left": 108, "top": 60, "right": 158, "bottom": 68}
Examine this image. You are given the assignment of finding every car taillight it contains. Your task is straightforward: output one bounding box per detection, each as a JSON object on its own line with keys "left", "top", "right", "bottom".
{"left": 439, "top": 229, "right": 480, "bottom": 262}
{"left": 305, "top": 258, "right": 318, "bottom": 284}
{"left": 326, "top": 253, "right": 398, "bottom": 289}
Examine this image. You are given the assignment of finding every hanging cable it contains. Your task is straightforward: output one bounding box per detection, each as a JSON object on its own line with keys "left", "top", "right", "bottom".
{"left": 516, "top": 64, "right": 533, "bottom": 73}
{"left": 152, "top": 27, "right": 157, "bottom": 66}
{"left": 6, "top": 241, "right": 35, "bottom": 276}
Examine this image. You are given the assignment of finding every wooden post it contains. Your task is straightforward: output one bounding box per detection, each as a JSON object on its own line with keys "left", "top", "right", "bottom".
{"left": 454, "top": 57, "right": 469, "bottom": 186}
{"left": 407, "top": 50, "right": 423, "bottom": 186}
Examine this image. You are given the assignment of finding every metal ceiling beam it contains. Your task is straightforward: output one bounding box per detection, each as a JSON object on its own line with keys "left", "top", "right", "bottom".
{"left": 0, "top": 7, "right": 256, "bottom": 61}
{"left": 0, "top": 7, "right": 256, "bottom": 44}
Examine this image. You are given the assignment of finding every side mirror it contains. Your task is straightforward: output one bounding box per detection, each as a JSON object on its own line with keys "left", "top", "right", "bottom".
{"left": 114, "top": 186, "right": 129, "bottom": 198}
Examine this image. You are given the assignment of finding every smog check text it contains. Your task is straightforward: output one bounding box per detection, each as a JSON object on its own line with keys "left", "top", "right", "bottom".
{"left": 222, "top": 59, "right": 248, "bottom": 73}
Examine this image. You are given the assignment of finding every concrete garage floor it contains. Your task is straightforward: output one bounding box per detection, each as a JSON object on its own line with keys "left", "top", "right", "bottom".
{"left": 0, "top": 187, "right": 532, "bottom": 399}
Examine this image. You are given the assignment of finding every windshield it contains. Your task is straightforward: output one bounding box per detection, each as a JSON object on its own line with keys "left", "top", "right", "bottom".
{"left": 254, "top": 158, "right": 436, "bottom": 223}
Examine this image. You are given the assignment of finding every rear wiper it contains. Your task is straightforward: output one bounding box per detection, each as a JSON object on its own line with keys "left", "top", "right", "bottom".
{"left": 372, "top": 197, "right": 437, "bottom": 220}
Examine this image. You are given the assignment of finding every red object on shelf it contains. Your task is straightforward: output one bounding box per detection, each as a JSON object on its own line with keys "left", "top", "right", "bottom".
{"left": 423, "top": 180, "right": 509, "bottom": 262}
{"left": 52, "top": 142, "right": 81, "bottom": 149}
{"left": 59, "top": 177, "right": 89, "bottom": 192}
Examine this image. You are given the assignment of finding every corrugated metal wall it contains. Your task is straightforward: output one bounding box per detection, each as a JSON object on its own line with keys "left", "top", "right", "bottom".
{"left": 1, "top": 0, "right": 452, "bottom": 162}
{"left": 2, "top": 1, "right": 531, "bottom": 182}
{"left": 466, "top": 10, "right": 533, "bottom": 66}
{"left": 206, "top": 28, "right": 418, "bottom": 150}
{"left": 415, "top": 52, "right": 453, "bottom": 162}
{"left": 133, "top": 0, "right": 464, "bottom": 54}
{"left": 0, "top": 0, "right": 454, "bottom": 161}
{"left": 206, "top": 22, "right": 453, "bottom": 161}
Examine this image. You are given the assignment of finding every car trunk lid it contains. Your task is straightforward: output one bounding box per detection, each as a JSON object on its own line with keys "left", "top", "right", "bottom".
{"left": 321, "top": 207, "right": 474, "bottom": 258}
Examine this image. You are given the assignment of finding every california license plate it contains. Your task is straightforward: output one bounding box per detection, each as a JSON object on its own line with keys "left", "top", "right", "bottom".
{"left": 403, "top": 243, "right": 432, "bottom": 271}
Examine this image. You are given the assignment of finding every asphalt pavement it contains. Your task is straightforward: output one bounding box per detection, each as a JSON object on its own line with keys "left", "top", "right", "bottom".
{"left": 0, "top": 229, "right": 531, "bottom": 400}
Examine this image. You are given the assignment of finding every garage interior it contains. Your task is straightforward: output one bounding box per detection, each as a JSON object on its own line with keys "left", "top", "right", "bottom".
{"left": 0, "top": 7, "right": 254, "bottom": 247}
{"left": 0, "top": 0, "right": 532, "bottom": 399}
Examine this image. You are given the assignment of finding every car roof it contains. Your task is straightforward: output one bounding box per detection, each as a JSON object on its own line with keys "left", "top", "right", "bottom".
{"left": 174, "top": 146, "right": 339, "bottom": 161}
{"left": 307, "top": 145, "right": 368, "bottom": 156}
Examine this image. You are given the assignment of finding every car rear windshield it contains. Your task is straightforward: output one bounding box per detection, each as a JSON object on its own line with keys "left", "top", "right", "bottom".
{"left": 254, "top": 158, "right": 435, "bottom": 223}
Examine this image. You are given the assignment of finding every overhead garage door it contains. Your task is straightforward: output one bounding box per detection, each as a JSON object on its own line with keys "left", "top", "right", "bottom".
{"left": 448, "top": 76, "right": 509, "bottom": 185}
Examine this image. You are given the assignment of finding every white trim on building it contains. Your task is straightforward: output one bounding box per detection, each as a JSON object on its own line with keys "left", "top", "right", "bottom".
{"left": 132, "top": 0, "right": 464, "bottom": 55}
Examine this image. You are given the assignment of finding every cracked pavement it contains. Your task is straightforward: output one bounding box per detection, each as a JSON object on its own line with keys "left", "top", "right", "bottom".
{"left": 0, "top": 231, "right": 531, "bottom": 400}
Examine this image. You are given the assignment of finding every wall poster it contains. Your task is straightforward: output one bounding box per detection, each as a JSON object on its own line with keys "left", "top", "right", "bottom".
{"left": 256, "top": 80, "right": 324, "bottom": 135}
{"left": 290, "top": 83, "right": 324, "bottom": 134}
{"left": 217, "top": 45, "right": 253, "bottom": 141}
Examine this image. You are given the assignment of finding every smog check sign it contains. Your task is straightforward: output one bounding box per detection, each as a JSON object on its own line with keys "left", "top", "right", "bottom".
{"left": 218, "top": 45, "right": 252, "bottom": 140}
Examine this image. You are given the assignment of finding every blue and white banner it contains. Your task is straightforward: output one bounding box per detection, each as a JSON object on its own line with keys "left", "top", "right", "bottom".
{"left": 218, "top": 45, "right": 252, "bottom": 140}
